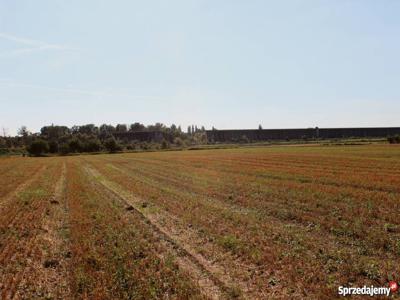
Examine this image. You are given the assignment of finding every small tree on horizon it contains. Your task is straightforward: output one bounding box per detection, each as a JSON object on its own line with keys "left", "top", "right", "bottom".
{"left": 18, "top": 126, "right": 30, "bottom": 137}
{"left": 116, "top": 124, "right": 128, "bottom": 133}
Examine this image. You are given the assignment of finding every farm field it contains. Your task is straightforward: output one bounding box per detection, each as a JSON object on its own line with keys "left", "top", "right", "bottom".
{"left": 0, "top": 144, "right": 400, "bottom": 299}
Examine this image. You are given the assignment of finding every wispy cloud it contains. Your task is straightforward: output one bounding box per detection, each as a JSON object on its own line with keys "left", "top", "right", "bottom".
{"left": 0, "top": 80, "right": 165, "bottom": 101}
{"left": 0, "top": 81, "right": 105, "bottom": 96}
{"left": 0, "top": 32, "right": 79, "bottom": 58}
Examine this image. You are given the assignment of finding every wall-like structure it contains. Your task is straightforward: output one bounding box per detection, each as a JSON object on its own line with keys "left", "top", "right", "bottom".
{"left": 206, "top": 127, "right": 400, "bottom": 143}
{"left": 113, "top": 127, "right": 400, "bottom": 143}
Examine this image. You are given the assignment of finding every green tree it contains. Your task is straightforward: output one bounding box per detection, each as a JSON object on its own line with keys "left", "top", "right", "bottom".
{"left": 193, "top": 132, "right": 208, "bottom": 145}
{"left": 147, "top": 123, "right": 165, "bottom": 132}
{"left": 78, "top": 124, "right": 98, "bottom": 135}
{"left": 18, "top": 126, "right": 29, "bottom": 137}
{"left": 40, "top": 125, "right": 69, "bottom": 140}
{"left": 116, "top": 124, "right": 128, "bottom": 133}
{"left": 18, "top": 126, "right": 31, "bottom": 146}
{"left": 59, "top": 143, "right": 70, "bottom": 155}
{"left": 83, "top": 138, "right": 102, "bottom": 152}
{"left": 68, "top": 138, "right": 83, "bottom": 153}
{"left": 27, "top": 139, "right": 49, "bottom": 156}
{"left": 161, "top": 139, "right": 170, "bottom": 149}
{"left": 129, "top": 123, "right": 145, "bottom": 132}
{"left": 174, "top": 137, "right": 185, "bottom": 147}
{"left": 0, "top": 137, "right": 6, "bottom": 148}
{"left": 48, "top": 141, "right": 59, "bottom": 153}
{"left": 103, "top": 137, "right": 121, "bottom": 153}
{"left": 99, "top": 124, "right": 115, "bottom": 133}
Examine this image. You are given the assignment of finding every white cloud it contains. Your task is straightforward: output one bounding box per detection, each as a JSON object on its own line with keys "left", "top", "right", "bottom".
{"left": 0, "top": 32, "right": 79, "bottom": 58}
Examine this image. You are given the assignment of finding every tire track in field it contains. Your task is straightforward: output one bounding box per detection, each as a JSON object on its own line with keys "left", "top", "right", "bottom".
{"left": 39, "top": 162, "right": 71, "bottom": 299}
{"left": 83, "top": 164, "right": 247, "bottom": 300}
{"left": 88, "top": 160, "right": 289, "bottom": 298}
{"left": 0, "top": 165, "right": 48, "bottom": 269}
{"left": 87, "top": 159, "right": 390, "bottom": 298}
{"left": 0, "top": 165, "right": 49, "bottom": 299}
{"left": 14, "top": 162, "right": 71, "bottom": 300}
{"left": 0, "top": 163, "right": 71, "bottom": 300}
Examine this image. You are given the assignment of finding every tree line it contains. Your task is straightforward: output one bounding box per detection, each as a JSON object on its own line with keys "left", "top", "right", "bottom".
{"left": 0, "top": 123, "right": 209, "bottom": 156}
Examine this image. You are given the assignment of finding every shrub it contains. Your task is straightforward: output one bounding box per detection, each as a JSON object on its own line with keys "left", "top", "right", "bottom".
{"left": 48, "top": 141, "right": 59, "bottom": 153}
{"left": 161, "top": 139, "right": 170, "bottom": 149}
{"left": 83, "top": 138, "right": 102, "bottom": 152}
{"left": 0, "top": 148, "right": 10, "bottom": 155}
{"left": 173, "top": 137, "right": 186, "bottom": 147}
{"left": 388, "top": 135, "right": 400, "bottom": 144}
{"left": 68, "top": 138, "right": 83, "bottom": 153}
{"left": 27, "top": 139, "right": 49, "bottom": 156}
{"left": 103, "top": 137, "right": 121, "bottom": 153}
{"left": 192, "top": 132, "right": 208, "bottom": 145}
{"left": 59, "top": 143, "right": 70, "bottom": 155}
{"left": 140, "top": 142, "right": 150, "bottom": 150}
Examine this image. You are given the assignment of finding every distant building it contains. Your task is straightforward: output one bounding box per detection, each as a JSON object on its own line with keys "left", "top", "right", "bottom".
{"left": 206, "top": 127, "right": 400, "bottom": 143}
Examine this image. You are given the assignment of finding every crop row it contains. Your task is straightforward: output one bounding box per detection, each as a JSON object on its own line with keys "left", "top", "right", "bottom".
{"left": 82, "top": 146, "right": 400, "bottom": 298}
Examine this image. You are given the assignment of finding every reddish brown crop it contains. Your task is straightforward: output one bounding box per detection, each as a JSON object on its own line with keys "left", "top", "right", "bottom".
{"left": 0, "top": 144, "right": 399, "bottom": 299}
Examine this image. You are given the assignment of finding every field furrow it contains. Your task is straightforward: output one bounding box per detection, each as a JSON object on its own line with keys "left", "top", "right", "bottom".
{"left": 0, "top": 159, "right": 68, "bottom": 299}
{"left": 83, "top": 163, "right": 255, "bottom": 299}
{"left": 65, "top": 160, "right": 205, "bottom": 299}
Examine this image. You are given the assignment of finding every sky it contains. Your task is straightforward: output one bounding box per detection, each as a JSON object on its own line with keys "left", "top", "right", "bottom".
{"left": 1, "top": 0, "right": 400, "bottom": 135}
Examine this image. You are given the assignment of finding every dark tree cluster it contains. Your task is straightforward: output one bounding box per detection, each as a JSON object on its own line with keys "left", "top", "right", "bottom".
{"left": 0, "top": 123, "right": 209, "bottom": 156}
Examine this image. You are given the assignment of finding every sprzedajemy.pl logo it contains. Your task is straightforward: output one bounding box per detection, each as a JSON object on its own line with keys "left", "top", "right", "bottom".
{"left": 338, "top": 281, "right": 398, "bottom": 297}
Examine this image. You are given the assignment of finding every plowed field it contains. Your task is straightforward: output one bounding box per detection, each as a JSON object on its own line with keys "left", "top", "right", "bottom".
{"left": 1, "top": 145, "right": 399, "bottom": 299}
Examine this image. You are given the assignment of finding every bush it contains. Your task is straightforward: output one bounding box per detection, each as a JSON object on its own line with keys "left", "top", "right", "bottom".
{"left": 192, "top": 132, "right": 208, "bottom": 145}
{"left": 68, "top": 138, "right": 83, "bottom": 153}
{"left": 388, "top": 135, "right": 400, "bottom": 144}
{"left": 161, "top": 139, "right": 170, "bottom": 149}
{"left": 0, "top": 148, "right": 10, "bottom": 155}
{"left": 27, "top": 139, "right": 49, "bottom": 156}
{"left": 173, "top": 137, "right": 186, "bottom": 147}
{"left": 140, "top": 142, "right": 150, "bottom": 150}
{"left": 48, "top": 141, "right": 59, "bottom": 153}
{"left": 126, "top": 143, "right": 136, "bottom": 150}
{"left": 59, "top": 143, "right": 70, "bottom": 155}
{"left": 83, "top": 138, "right": 102, "bottom": 152}
{"left": 103, "top": 137, "right": 122, "bottom": 153}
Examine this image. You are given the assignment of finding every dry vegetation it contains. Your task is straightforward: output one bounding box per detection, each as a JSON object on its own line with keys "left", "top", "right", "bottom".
{"left": 0, "top": 144, "right": 399, "bottom": 299}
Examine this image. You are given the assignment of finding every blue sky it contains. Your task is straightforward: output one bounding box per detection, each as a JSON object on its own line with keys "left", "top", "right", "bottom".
{"left": 1, "top": 0, "right": 399, "bottom": 135}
